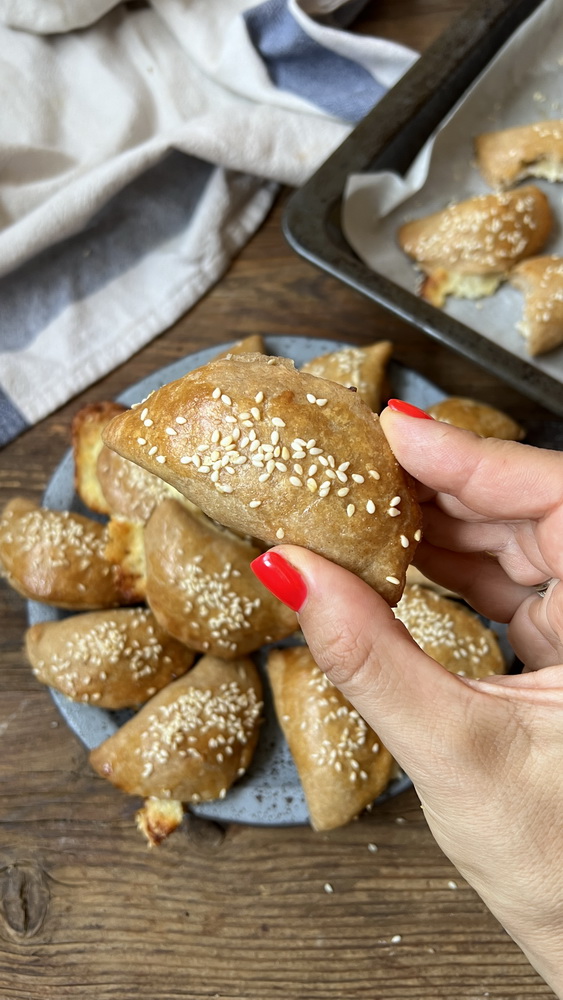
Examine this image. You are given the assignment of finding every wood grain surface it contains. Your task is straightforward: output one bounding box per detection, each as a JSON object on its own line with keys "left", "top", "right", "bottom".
{"left": 0, "top": 2, "right": 557, "bottom": 997}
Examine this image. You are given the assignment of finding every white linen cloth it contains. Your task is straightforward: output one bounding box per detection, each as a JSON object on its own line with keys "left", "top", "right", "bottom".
{"left": 0, "top": 0, "right": 416, "bottom": 445}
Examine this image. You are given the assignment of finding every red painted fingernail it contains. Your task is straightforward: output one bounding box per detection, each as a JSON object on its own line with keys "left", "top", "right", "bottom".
{"left": 387, "top": 399, "right": 434, "bottom": 419}
{"left": 250, "top": 550, "right": 307, "bottom": 612}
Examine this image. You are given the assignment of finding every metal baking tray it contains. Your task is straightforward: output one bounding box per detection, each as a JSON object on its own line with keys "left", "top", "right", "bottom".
{"left": 283, "top": 0, "right": 563, "bottom": 417}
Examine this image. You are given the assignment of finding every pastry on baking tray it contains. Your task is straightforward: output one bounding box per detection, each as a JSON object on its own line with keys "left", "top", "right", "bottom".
{"left": 509, "top": 255, "right": 563, "bottom": 356}
{"left": 103, "top": 353, "right": 422, "bottom": 605}
{"left": 475, "top": 119, "right": 563, "bottom": 189}
{"left": 0, "top": 497, "right": 136, "bottom": 610}
{"left": 267, "top": 645, "right": 394, "bottom": 831}
{"left": 425, "top": 397, "right": 524, "bottom": 440}
{"left": 72, "top": 400, "right": 126, "bottom": 516}
{"left": 397, "top": 185, "right": 552, "bottom": 307}
{"left": 394, "top": 585, "right": 506, "bottom": 679}
{"left": 89, "top": 654, "right": 263, "bottom": 804}
{"left": 25, "top": 607, "right": 196, "bottom": 709}
{"left": 300, "top": 340, "right": 393, "bottom": 412}
{"left": 143, "top": 498, "right": 297, "bottom": 657}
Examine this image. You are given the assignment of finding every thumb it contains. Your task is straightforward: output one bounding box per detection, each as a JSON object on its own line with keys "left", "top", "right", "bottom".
{"left": 251, "top": 545, "right": 472, "bottom": 781}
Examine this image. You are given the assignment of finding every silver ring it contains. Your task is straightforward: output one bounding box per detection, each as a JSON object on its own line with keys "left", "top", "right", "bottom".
{"left": 536, "top": 579, "right": 553, "bottom": 598}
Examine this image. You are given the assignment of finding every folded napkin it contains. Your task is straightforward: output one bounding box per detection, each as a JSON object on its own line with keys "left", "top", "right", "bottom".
{"left": 0, "top": 0, "right": 416, "bottom": 447}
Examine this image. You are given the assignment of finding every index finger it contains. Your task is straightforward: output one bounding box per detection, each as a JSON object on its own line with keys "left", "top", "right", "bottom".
{"left": 380, "top": 408, "right": 563, "bottom": 521}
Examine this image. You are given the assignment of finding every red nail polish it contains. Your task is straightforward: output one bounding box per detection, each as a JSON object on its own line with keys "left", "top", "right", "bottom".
{"left": 387, "top": 399, "right": 434, "bottom": 419}
{"left": 250, "top": 550, "right": 307, "bottom": 612}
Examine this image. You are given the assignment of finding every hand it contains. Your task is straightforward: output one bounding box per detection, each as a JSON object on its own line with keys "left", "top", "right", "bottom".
{"left": 251, "top": 406, "right": 563, "bottom": 997}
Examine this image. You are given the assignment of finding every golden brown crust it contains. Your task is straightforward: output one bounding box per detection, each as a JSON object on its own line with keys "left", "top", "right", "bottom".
{"left": 267, "top": 645, "right": 394, "bottom": 831}
{"left": 510, "top": 254, "right": 563, "bottom": 356}
{"left": 398, "top": 186, "right": 552, "bottom": 306}
{"left": 426, "top": 397, "right": 524, "bottom": 440}
{"left": 96, "top": 445, "right": 203, "bottom": 525}
{"left": 475, "top": 120, "right": 563, "bottom": 189}
{"left": 89, "top": 654, "right": 263, "bottom": 802}
{"left": 25, "top": 607, "right": 196, "bottom": 709}
{"left": 104, "top": 517, "right": 147, "bottom": 603}
{"left": 72, "top": 401, "right": 126, "bottom": 515}
{"left": 103, "top": 353, "right": 422, "bottom": 605}
{"left": 136, "top": 798, "right": 184, "bottom": 847}
{"left": 0, "top": 497, "right": 132, "bottom": 610}
{"left": 212, "top": 334, "right": 265, "bottom": 360}
{"left": 144, "top": 498, "right": 297, "bottom": 658}
{"left": 393, "top": 585, "right": 505, "bottom": 679}
{"left": 301, "top": 341, "right": 393, "bottom": 412}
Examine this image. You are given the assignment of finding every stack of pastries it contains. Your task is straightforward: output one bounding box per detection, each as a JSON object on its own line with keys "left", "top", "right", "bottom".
{"left": 1, "top": 336, "right": 511, "bottom": 841}
{"left": 398, "top": 119, "right": 563, "bottom": 357}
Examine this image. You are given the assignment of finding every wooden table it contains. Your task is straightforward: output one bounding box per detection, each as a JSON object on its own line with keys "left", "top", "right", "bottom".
{"left": 0, "top": 2, "right": 556, "bottom": 997}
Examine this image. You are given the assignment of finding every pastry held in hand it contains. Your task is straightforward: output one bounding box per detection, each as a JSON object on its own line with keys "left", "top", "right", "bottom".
{"left": 301, "top": 340, "right": 393, "bottom": 412}
{"left": 89, "top": 654, "right": 263, "bottom": 804}
{"left": 394, "top": 585, "right": 505, "bottom": 679}
{"left": 26, "top": 608, "right": 196, "bottom": 709}
{"left": 475, "top": 120, "right": 563, "bottom": 189}
{"left": 267, "top": 645, "right": 394, "bottom": 831}
{"left": 510, "top": 255, "right": 563, "bottom": 356}
{"left": 398, "top": 185, "right": 552, "bottom": 307}
{"left": 103, "top": 354, "right": 422, "bottom": 605}
{"left": 144, "top": 498, "right": 297, "bottom": 658}
{"left": 426, "top": 397, "right": 524, "bottom": 441}
{"left": 0, "top": 497, "right": 132, "bottom": 610}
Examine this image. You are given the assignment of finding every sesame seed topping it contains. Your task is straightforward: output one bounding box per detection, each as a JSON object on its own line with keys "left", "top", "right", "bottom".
{"left": 276, "top": 528, "right": 285, "bottom": 539}
{"left": 346, "top": 504, "right": 355, "bottom": 517}
{"left": 316, "top": 398, "right": 328, "bottom": 407}
{"left": 368, "top": 470, "right": 380, "bottom": 480}
{"left": 366, "top": 500, "right": 375, "bottom": 514}
{"left": 165, "top": 427, "right": 177, "bottom": 436}
{"left": 156, "top": 455, "right": 166, "bottom": 464}
{"left": 400, "top": 535, "right": 409, "bottom": 548}
{"left": 386, "top": 576, "right": 400, "bottom": 585}
{"left": 255, "top": 392, "right": 264, "bottom": 403}
{"left": 414, "top": 529, "right": 422, "bottom": 542}
{"left": 389, "top": 496, "right": 401, "bottom": 507}
{"left": 175, "top": 416, "right": 187, "bottom": 424}
{"left": 387, "top": 508, "right": 400, "bottom": 517}
{"left": 137, "top": 437, "right": 147, "bottom": 445}
{"left": 221, "top": 394, "right": 232, "bottom": 406}
{"left": 272, "top": 417, "right": 285, "bottom": 427}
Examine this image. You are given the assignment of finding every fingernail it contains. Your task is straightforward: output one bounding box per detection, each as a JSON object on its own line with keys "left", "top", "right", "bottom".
{"left": 250, "top": 550, "right": 307, "bottom": 612}
{"left": 387, "top": 399, "right": 434, "bottom": 420}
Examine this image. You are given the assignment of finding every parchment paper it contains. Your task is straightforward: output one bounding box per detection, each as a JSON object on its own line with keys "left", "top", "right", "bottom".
{"left": 343, "top": 0, "right": 563, "bottom": 389}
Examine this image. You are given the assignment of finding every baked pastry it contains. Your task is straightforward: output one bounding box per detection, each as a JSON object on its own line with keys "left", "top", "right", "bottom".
{"left": 398, "top": 185, "right": 552, "bottom": 306}
{"left": 425, "top": 396, "right": 524, "bottom": 440}
{"left": 103, "top": 353, "right": 422, "bottom": 605}
{"left": 267, "top": 645, "right": 394, "bottom": 831}
{"left": 300, "top": 340, "right": 393, "bottom": 412}
{"left": 509, "top": 255, "right": 563, "bottom": 356}
{"left": 143, "top": 498, "right": 298, "bottom": 657}
{"left": 212, "top": 334, "right": 265, "bottom": 360}
{"left": 89, "top": 654, "right": 263, "bottom": 803}
{"left": 475, "top": 120, "right": 563, "bottom": 189}
{"left": 104, "top": 517, "right": 147, "bottom": 603}
{"left": 72, "top": 401, "right": 125, "bottom": 515}
{"left": 405, "top": 564, "right": 459, "bottom": 599}
{"left": 393, "top": 584, "right": 505, "bottom": 678}
{"left": 0, "top": 497, "right": 134, "bottom": 609}
{"left": 96, "top": 445, "right": 202, "bottom": 525}
{"left": 136, "top": 798, "right": 185, "bottom": 847}
{"left": 25, "top": 607, "right": 196, "bottom": 709}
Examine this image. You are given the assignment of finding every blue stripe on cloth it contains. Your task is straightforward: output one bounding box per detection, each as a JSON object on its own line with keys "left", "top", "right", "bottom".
{"left": 244, "top": 0, "right": 385, "bottom": 123}
{"left": 0, "top": 388, "right": 28, "bottom": 447}
{"left": 0, "top": 151, "right": 214, "bottom": 352}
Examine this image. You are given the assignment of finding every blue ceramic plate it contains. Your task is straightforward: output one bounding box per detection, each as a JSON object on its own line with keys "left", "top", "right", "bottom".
{"left": 28, "top": 335, "right": 513, "bottom": 825}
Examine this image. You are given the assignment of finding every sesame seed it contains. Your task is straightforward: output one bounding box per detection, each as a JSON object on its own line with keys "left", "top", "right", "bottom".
{"left": 251, "top": 407, "right": 261, "bottom": 420}
{"left": 386, "top": 576, "right": 400, "bottom": 585}
{"left": 221, "top": 394, "right": 232, "bottom": 406}
{"left": 400, "top": 535, "right": 409, "bottom": 548}
{"left": 165, "top": 427, "right": 177, "bottom": 436}
{"left": 156, "top": 455, "right": 166, "bottom": 464}
{"left": 387, "top": 508, "right": 400, "bottom": 517}
{"left": 366, "top": 500, "right": 375, "bottom": 514}
{"left": 391, "top": 935, "right": 402, "bottom": 945}
{"left": 137, "top": 437, "right": 146, "bottom": 445}
{"left": 346, "top": 504, "right": 355, "bottom": 517}
{"left": 337, "top": 487, "right": 349, "bottom": 497}
{"left": 255, "top": 392, "right": 264, "bottom": 403}
{"left": 351, "top": 474, "right": 364, "bottom": 484}
{"left": 367, "top": 843, "right": 378, "bottom": 853}
{"left": 144, "top": 418, "right": 153, "bottom": 427}
{"left": 414, "top": 529, "right": 422, "bottom": 542}
{"left": 272, "top": 417, "right": 285, "bottom": 427}
{"left": 316, "top": 398, "right": 328, "bottom": 407}
{"left": 249, "top": 500, "right": 261, "bottom": 508}
{"left": 276, "top": 528, "right": 285, "bottom": 539}
{"left": 389, "top": 496, "right": 401, "bottom": 507}
{"left": 323, "top": 883, "right": 334, "bottom": 894}
{"left": 448, "top": 880, "right": 458, "bottom": 890}
{"left": 368, "top": 470, "right": 380, "bottom": 480}
{"left": 306, "top": 393, "right": 317, "bottom": 404}
{"left": 175, "top": 416, "right": 187, "bottom": 424}
{"left": 140, "top": 407, "right": 149, "bottom": 420}
{"left": 212, "top": 388, "right": 221, "bottom": 399}
{"left": 148, "top": 446, "right": 158, "bottom": 456}
{"left": 289, "top": 476, "right": 302, "bottom": 487}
